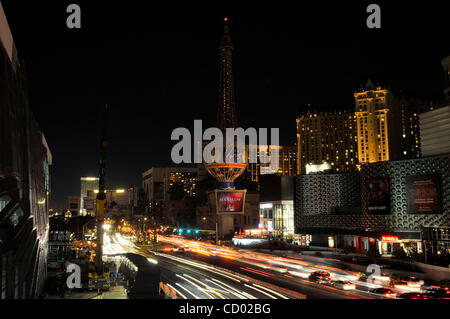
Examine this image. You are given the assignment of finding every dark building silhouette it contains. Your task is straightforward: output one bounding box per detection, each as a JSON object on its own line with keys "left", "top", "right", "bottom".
{"left": 442, "top": 56, "right": 450, "bottom": 104}
{"left": 0, "top": 5, "right": 52, "bottom": 298}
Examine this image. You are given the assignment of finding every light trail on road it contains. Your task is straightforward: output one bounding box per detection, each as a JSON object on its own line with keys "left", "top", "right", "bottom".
{"left": 155, "top": 235, "right": 384, "bottom": 299}
{"left": 104, "top": 233, "right": 383, "bottom": 299}
{"left": 104, "top": 233, "right": 286, "bottom": 299}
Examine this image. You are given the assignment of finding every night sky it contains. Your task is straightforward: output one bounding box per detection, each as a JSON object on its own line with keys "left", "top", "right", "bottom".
{"left": 1, "top": 1, "right": 448, "bottom": 210}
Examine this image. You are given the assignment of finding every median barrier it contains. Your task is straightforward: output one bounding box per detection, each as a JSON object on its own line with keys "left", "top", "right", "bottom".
{"left": 413, "top": 262, "right": 450, "bottom": 282}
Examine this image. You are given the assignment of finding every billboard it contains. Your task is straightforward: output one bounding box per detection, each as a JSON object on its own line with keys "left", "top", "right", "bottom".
{"left": 208, "top": 190, "right": 246, "bottom": 214}
{"left": 367, "top": 177, "right": 390, "bottom": 215}
{"left": 217, "top": 191, "right": 245, "bottom": 213}
{"left": 407, "top": 175, "right": 441, "bottom": 214}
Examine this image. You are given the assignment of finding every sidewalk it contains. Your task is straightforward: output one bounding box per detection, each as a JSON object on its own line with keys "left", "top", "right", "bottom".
{"left": 103, "top": 285, "right": 127, "bottom": 299}
{"left": 63, "top": 285, "right": 127, "bottom": 299}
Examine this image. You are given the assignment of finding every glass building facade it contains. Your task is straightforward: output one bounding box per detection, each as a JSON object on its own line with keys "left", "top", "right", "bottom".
{"left": 0, "top": 10, "right": 52, "bottom": 298}
{"left": 259, "top": 201, "right": 295, "bottom": 239}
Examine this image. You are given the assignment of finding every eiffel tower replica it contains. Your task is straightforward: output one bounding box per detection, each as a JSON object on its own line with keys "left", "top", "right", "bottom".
{"left": 204, "top": 18, "right": 247, "bottom": 240}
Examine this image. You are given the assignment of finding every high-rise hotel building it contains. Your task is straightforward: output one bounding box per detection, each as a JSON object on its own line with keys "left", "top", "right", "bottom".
{"left": 397, "top": 96, "right": 421, "bottom": 160}
{"left": 354, "top": 80, "right": 422, "bottom": 163}
{"left": 80, "top": 177, "right": 99, "bottom": 215}
{"left": 246, "top": 145, "right": 298, "bottom": 182}
{"left": 296, "top": 110, "right": 358, "bottom": 174}
{"left": 354, "top": 80, "right": 397, "bottom": 164}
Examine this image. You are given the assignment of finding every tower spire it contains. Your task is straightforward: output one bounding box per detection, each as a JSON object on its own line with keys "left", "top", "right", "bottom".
{"left": 217, "top": 17, "right": 237, "bottom": 133}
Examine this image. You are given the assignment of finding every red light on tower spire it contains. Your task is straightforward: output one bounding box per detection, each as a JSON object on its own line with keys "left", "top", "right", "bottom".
{"left": 224, "top": 17, "right": 228, "bottom": 22}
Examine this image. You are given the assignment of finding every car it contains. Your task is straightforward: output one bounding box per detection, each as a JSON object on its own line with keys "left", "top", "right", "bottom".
{"left": 366, "top": 273, "right": 390, "bottom": 284}
{"left": 399, "top": 292, "right": 429, "bottom": 299}
{"left": 358, "top": 275, "right": 368, "bottom": 282}
{"left": 369, "top": 288, "right": 397, "bottom": 298}
{"left": 309, "top": 271, "right": 331, "bottom": 284}
{"left": 389, "top": 279, "right": 409, "bottom": 288}
{"left": 390, "top": 274, "right": 424, "bottom": 287}
{"left": 406, "top": 276, "right": 424, "bottom": 286}
{"left": 174, "top": 247, "right": 189, "bottom": 253}
{"left": 333, "top": 281, "right": 356, "bottom": 290}
{"left": 426, "top": 288, "right": 450, "bottom": 299}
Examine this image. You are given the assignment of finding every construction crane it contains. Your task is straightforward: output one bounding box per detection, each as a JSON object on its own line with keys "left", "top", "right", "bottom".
{"left": 85, "top": 105, "right": 110, "bottom": 291}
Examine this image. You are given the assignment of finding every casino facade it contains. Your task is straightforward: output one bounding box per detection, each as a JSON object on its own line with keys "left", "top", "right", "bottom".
{"left": 294, "top": 154, "right": 450, "bottom": 256}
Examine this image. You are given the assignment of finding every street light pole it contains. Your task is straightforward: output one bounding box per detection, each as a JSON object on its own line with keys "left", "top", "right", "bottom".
{"left": 215, "top": 215, "right": 218, "bottom": 245}
{"left": 421, "top": 228, "right": 428, "bottom": 264}
{"left": 144, "top": 217, "right": 147, "bottom": 244}
{"left": 153, "top": 216, "right": 157, "bottom": 243}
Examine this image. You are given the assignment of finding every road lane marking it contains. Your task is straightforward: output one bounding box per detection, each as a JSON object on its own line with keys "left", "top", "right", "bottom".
{"left": 166, "top": 283, "right": 187, "bottom": 299}
{"left": 175, "top": 283, "right": 200, "bottom": 299}
{"left": 244, "top": 284, "right": 277, "bottom": 299}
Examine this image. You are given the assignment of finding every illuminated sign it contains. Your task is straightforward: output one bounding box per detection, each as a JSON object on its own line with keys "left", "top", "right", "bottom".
{"left": 407, "top": 175, "right": 442, "bottom": 214}
{"left": 381, "top": 235, "right": 400, "bottom": 242}
{"left": 260, "top": 203, "right": 273, "bottom": 209}
{"left": 218, "top": 191, "right": 244, "bottom": 212}
{"left": 213, "top": 190, "right": 246, "bottom": 214}
{"left": 367, "top": 177, "right": 391, "bottom": 215}
{"left": 328, "top": 236, "right": 335, "bottom": 248}
{"left": 305, "top": 162, "right": 331, "bottom": 174}
{"left": 232, "top": 238, "right": 266, "bottom": 246}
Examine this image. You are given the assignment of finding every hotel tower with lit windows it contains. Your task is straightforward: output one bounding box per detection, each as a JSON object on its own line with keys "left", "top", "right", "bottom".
{"left": 296, "top": 79, "right": 421, "bottom": 175}
{"left": 296, "top": 109, "right": 358, "bottom": 174}
{"left": 246, "top": 145, "right": 298, "bottom": 182}
{"left": 80, "top": 176, "right": 99, "bottom": 216}
{"left": 354, "top": 80, "right": 394, "bottom": 163}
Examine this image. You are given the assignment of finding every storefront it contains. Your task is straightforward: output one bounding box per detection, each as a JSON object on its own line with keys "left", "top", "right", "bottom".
{"left": 260, "top": 201, "right": 295, "bottom": 239}
{"left": 259, "top": 203, "right": 274, "bottom": 232}
{"left": 423, "top": 227, "right": 450, "bottom": 255}
{"left": 232, "top": 228, "right": 270, "bottom": 246}
{"left": 293, "top": 234, "right": 312, "bottom": 246}
{"left": 333, "top": 235, "right": 373, "bottom": 253}
{"left": 377, "top": 233, "right": 422, "bottom": 256}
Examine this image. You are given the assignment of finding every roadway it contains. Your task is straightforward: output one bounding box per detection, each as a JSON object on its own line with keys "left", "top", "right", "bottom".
{"left": 104, "top": 233, "right": 290, "bottom": 299}
{"left": 104, "top": 233, "right": 384, "bottom": 299}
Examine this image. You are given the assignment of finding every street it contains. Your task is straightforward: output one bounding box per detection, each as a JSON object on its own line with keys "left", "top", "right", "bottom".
{"left": 104, "top": 233, "right": 387, "bottom": 299}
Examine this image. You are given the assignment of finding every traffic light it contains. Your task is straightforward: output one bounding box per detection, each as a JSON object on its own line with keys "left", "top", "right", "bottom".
{"left": 187, "top": 229, "right": 191, "bottom": 234}
{"left": 178, "top": 228, "right": 183, "bottom": 234}
{"left": 195, "top": 230, "right": 199, "bottom": 234}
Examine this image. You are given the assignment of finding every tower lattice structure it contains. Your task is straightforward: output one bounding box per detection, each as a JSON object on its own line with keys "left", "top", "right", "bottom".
{"left": 217, "top": 18, "right": 237, "bottom": 134}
